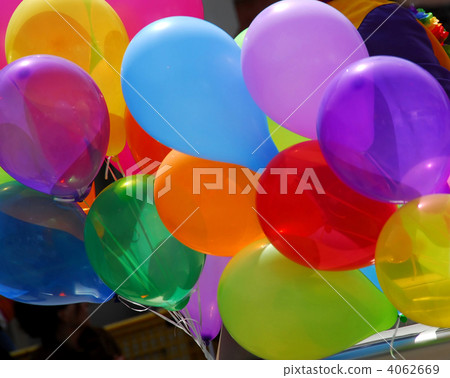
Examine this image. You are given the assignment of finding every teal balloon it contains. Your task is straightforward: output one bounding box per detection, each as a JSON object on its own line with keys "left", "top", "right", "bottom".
{"left": 0, "top": 182, "right": 113, "bottom": 305}
{"left": 121, "top": 16, "right": 277, "bottom": 171}
{"left": 84, "top": 175, "right": 206, "bottom": 310}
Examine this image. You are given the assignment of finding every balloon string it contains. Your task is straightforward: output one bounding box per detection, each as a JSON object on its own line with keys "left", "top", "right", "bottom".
{"left": 207, "top": 342, "right": 216, "bottom": 360}
{"left": 175, "top": 308, "right": 202, "bottom": 344}
{"left": 118, "top": 297, "right": 213, "bottom": 359}
{"left": 389, "top": 316, "right": 401, "bottom": 359}
{"left": 170, "top": 309, "right": 213, "bottom": 360}
{"left": 113, "top": 156, "right": 126, "bottom": 177}
{"left": 117, "top": 295, "right": 149, "bottom": 313}
{"left": 108, "top": 165, "right": 118, "bottom": 182}
{"left": 105, "top": 157, "right": 111, "bottom": 181}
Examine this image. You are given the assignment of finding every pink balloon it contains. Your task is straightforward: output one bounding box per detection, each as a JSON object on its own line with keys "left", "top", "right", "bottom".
{"left": 111, "top": 142, "right": 138, "bottom": 175}
{"left": 241, "top": 0, "right": 368, "bottom": 139}
{"left": 106, "top": 0, "right": 204, "bottom": 39}
{"left": 0, "top": 0, "right": 21, "bottom": 68}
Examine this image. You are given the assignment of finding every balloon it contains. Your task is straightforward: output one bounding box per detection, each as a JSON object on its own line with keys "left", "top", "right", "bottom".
{"left": 318, "top": 56, "right": 450, "bottom": 203}
{"left": 235, "top": 28, "right": 309, "bottom": 151}
{"left": 121, "top": 16, "right": 277, "bottom": 171}
{"left": 106, "top": 0, "right": 204, "bottom": 39}
{"left": 218, "top": 240, "right": 398, "bottom": 360}
{"left": 360, "top": 265, "right": 382, "bottom": 292}
{"left": 267, "top": 117, "right": 309, "bottom": 152}
{"left": 181, "top": 255, "right": 231, "bottom": 342}
{"left": 84, "top": 175, "right": 205, "bottom": 310}
{"left": 6, "top": 0, "right": 129, "bottom": 156}
{"left": 0, "top": 0, "right": 21, "bottom": 68}
{"left": 111, "top": 142, "right": 137, "bottom": 176}
{"left": 154, "top": 150, "right": 265, "bottom": 256}
{"left": 0, "top": 168, "right": 14, "bottom": 186}
{"left": 241, "top": 0, "right": 369, "bottom": 139}
{"left": 124, "top": 109, "right": 171, "bottom": 172}
{"left": 0, "top": 181, "right": 113, "bottom": 305}
{"left": 256, "top": 141, "right": 397, "bottom": 270}
{"left": 376, "top": 194, "right": 450, "bottom": 328}
{"left": 0, "top": 55, "right": 109, "bottom": 201}
{"left": 234, "top": 28, "right": 246, "bottom": 48}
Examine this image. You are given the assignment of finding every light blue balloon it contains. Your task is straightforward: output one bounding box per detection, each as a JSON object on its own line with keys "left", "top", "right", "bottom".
{"left": 121, "top": 16, "right": 277, "bottom": 171}
{"left": 360, "top": 265, "right": 382, "bottom": 292}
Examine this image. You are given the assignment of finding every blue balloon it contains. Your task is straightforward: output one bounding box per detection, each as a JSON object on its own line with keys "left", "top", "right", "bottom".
{"left": 121, "top": 16, "right": 277, "bottom": 171}
{"left": 0, "top": 182, "right": 113, "bottom": 305}
{"left": 360, "top": 265, "right": 382, "bottom": 292}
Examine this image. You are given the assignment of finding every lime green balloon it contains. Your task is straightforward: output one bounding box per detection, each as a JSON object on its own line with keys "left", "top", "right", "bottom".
{"left": 0, "top": 167, "right": 14, "bottom": 185}
{"left": 84, "top": 175, "right": 205, "bottom": 310}
{"left": 267, "top": 117, "right": 309, "bottom": 151}
{"left": 218, "top": 240, "right": 398, "bottom": 359}
{"left": 235, "top": 29, "right": 309, "bottom": 152}
{"left": 234, "top": 29, "right": 247, "bottom": 48}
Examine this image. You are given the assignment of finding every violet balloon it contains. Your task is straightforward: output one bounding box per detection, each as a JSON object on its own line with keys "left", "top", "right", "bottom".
{"left": 106, "top": 0, "right": 204, "bottom": 39}
{"left": 0, "top": 55, "right": 110, "bottom": 201}
{"left": 317, "top": 56, "right": 450, "bottom": 203}
{"left": 241, "top": 0, "right": 368, "bottom": 139}
{"left": 181, "top": 255, "right": 231, "bottom": 342}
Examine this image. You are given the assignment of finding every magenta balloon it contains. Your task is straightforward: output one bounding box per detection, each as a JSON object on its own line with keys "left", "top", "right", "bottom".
{"left": 181, "top": 255, "right": 231, "bottom": 342}
{"left": 241, "top": 0, "right": 368, "bottom": 139}
{"left": 0, "top": 0, "right": 21, "bottom": 68}
{"left": 317, "top": 56, "right": 450, "bottom": 203}
{"left": 0, "top": 55, "right": 110, "bottom": 200}
{"left": 106, "top": 0, "right": 204, "bottom": 39}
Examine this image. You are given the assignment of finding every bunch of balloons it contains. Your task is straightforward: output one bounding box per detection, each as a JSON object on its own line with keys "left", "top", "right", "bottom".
{"left": 1, "top": 0, "right": 450, "bottom": 361}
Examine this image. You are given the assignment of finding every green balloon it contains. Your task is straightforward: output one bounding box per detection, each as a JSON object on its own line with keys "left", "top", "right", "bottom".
{"left": 218, "top": 240, "right": 398, "bottom": 359}
{"left": 0, "top": 167, "right": 14, "bottom": 186}
{"left": 235, "top": 29, "right": 309, "bottom": 152}
{"left": 84, "top": 175, "right": 205, "bottom": 310}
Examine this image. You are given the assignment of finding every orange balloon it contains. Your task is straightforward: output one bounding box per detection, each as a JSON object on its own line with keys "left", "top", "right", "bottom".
{"left": 125, "top": 109, "right": 171, "bottom": 168}
{"left": 154, "top": 151, "right": 265, "bottom": 256}
{"left": 81, "top": 183, "right": 97, "bottom": 214}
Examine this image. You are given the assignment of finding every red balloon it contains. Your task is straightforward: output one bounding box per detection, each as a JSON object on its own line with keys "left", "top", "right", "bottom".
{"left": 125, "top": 109, "right": 171, "bottom": 168}
{"left": 256, "top": 141, "right": 397, "bottom": 270}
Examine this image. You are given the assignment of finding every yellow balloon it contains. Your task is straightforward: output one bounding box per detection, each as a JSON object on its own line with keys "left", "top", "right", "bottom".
{"left": 376, "top": 194, "right": 450, "bottom": 327}
{"left": 6, "top": 0, "right": 129, "bottom": 156}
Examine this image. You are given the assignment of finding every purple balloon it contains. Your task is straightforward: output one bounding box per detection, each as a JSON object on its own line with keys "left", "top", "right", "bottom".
{"left": 181, "top": 255, "right": 231, "bottom": 342}
{"left": 318, "top": 56, "right": 450, "bottom": 203}
{"left": 241, "top": 0, "right": 368, "bottom": 139}
{"left": 0, "top": 55, "right": 109, "bottom": 201}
